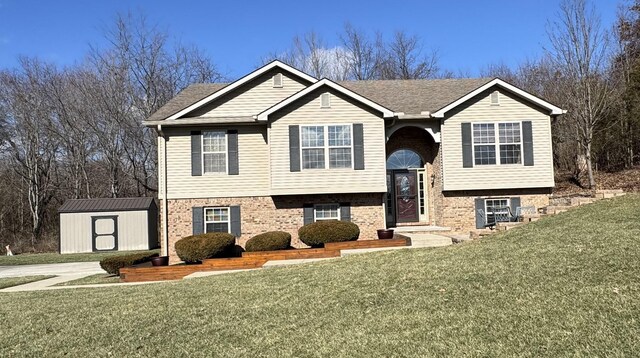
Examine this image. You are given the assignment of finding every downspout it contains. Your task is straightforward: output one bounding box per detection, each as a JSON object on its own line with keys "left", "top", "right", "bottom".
{"left": 157, "top": 124, "right": 169, "bottom": 257}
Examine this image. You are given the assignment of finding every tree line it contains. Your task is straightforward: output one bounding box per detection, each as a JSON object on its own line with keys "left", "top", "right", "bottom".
{"left": 1, "top": 0, "right": 638, "bottom": 252}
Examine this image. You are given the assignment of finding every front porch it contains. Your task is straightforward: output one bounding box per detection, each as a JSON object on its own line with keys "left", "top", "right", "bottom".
{"left": 385, "top": 124, "right": 442, "bottom": 228}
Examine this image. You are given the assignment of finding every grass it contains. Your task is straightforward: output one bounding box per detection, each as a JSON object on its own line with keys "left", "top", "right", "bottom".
{"left": 0, "top": 249, "right": 159, "bottom": 266}
{"left": 0, "top": 275, "right": 55, "bottom": 290}
{"left": 54, "top": 274, "right": 121, "bottom": 286}
{"left": 0, "top": 195, "right": 639, "bottom": 357}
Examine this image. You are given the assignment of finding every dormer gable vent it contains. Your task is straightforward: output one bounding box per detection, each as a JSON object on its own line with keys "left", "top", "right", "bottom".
{"left": 273, "top": 73, "right": 283, "bottom": 88}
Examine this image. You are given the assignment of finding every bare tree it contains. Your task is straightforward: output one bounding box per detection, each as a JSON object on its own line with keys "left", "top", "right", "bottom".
{"left": 0, "top": 59, "right": 61, "bottom": 246}
{"left": 547, "top": 0, "right": 615, "bottom": 188}
{"left": 381, "top": 31, "right": 440, "bottom": 80}
{"left": 339, "top": 24, "right": 383, "bottom": 80}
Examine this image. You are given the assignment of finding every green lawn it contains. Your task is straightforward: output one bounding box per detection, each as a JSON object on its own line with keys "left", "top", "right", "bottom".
{"left": 55, "top": 274, "right": 121, "bottom": 286}
{"left": 0, "top": 275, "right": 55, "bottom": 290}
{"left": 1, "top": 195, "right": 639, "bottom": 357}
{"left": 0, "top": 249, "right": 159, "bottom": 266}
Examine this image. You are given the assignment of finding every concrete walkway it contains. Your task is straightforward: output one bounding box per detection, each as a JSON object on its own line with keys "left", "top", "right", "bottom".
{"left": 0, "top": 262, "right": 104, "bottom": 278}
{"left": 2, "top": 233, "right": 455, "bottom": 291}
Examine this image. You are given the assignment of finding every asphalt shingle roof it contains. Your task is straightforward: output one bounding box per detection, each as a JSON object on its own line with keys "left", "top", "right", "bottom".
{"left": 145, "top": 78, "right": 494, "bottom": 122}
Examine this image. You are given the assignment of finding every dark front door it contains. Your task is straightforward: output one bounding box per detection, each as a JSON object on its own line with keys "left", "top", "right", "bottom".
{"left": 394, "top": 171, "right": 419, "bottom": 223}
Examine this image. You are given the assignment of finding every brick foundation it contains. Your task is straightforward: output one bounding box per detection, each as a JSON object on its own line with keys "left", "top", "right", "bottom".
{"left": 161, "top": 193, "right": 385, "bottom": 263}
{"left": 439, "top": 188, "right": 551, "bottom": 233}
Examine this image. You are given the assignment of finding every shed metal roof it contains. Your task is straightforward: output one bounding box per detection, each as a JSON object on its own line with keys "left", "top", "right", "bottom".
{"left": 58, "top": 197, "right": 156, "bottom": 213}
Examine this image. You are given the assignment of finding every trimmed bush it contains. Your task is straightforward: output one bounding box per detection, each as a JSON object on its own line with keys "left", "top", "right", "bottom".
{"left": 245, "top": 231, "right": 291, "bottom": 252}
{"left": 175, "top": 232, "right": 235, "bottom": 263}
{"left": 100, "top": 252, "right": 158, "bottom": 276}
{"left": 298, "top": 220, "right": 360, "bottom": 247}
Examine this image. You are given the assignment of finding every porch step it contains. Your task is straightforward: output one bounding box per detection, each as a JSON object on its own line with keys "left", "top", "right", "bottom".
{"left": 392, "top": 225, "right": 451, "bottom": 233}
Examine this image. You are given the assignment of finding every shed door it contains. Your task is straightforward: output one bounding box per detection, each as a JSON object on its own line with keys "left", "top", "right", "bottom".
{"left": 92, "top": 216, "right": 118, "bottom": 251}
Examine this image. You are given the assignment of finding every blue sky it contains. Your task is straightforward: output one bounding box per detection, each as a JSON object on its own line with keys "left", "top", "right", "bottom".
{"left": 0, "top": 0, "right": 620, "bottom": 79}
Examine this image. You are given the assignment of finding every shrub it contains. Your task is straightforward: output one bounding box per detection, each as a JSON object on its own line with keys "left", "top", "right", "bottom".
{"left": 245, "top": 231, "right": 291, "bottom": 252}
{"left": 100, "top": 252, "right": 158, "bottom": 276}
{"left": 174, "top": 232, "right": 235, "bottom": 263}
{"left": 298, "top": 220, "right": 360, "bottom": 247}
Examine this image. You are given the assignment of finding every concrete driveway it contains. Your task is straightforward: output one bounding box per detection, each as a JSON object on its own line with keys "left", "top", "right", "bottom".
{"left": 0, "top": 262, "right": 105, "bottom": 278}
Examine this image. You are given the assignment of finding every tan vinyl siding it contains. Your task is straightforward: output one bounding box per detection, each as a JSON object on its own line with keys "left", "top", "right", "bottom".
{"left": 441, "top": 89, "right": 555, "bottom": 191}
{"left": 157, "top": 136, "right": 165, "bottom": 199}
{"left": 164, "top": 126, "right": 270, "bottom": 199}
{"left": 270, "top": 89, "right": 387, "bottom": 195}
{"left": 191, "top": 70, "right": 309, "bottom": 117}
{"left": 59, "top": 211, "right": 150, "bottom": 253}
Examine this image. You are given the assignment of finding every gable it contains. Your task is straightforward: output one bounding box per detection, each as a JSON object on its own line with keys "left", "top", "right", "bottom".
{"left": 258, "top": 79, "right": 394, "bottom": 122}
{"left": 184, "top": 68, "right": 310, "bottom": 118}
{"left": 432, "top": 79, "right": 564, "bottom": 118}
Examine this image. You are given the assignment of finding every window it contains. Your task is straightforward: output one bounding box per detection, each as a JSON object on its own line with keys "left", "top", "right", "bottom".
{"left": 314, "top": 204, "right": 340, "bottom": 221}
{"left": 485, "top": 198, "right": 509, "bottom": 224}
{"left": 321, "top": 93, "right": 331, "bottom": 108}
{"left": 473, "top": 123, "right": 496, "bottom": 165}
{"left": 301, "top": 125, "right": 352, "bottom": 169}
{"left": 273, "top": 73, "right": 283, "bottom": 87}
{"left": 472, "top": 122, "right": 522, "bottom": 165}
{"left": 204, "top": 207, "right": 230, "bottom": 233}
{"left": 498, "top": 123, "right": 522, "bottom": 164}
{"left": 202, "top": 131, "right": 227, "bottom": 173}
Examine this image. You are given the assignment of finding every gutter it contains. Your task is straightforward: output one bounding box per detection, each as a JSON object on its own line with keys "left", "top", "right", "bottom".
{"left": 157, "top": 124, "right": 169, "bottom": 257}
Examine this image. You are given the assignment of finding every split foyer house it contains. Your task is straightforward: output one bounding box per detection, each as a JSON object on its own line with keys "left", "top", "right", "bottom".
{"left": 144, "top": 61, "right": 565, "bottom": 261}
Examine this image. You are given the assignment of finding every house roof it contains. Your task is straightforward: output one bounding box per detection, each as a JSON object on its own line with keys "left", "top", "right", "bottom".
{"left": 338, "top": 78, "right": 493, "bottom": 115}
{"left": 58, "top": 197, "right": 157, "bottom": 213}
{"left": 430, "top": 78, "right": 565, "bottom": 117}
{"left": 257, "top": 78, "right": 395, "bottom": 121}
{"left": 144, "top": 76, "right": 564, "bottom": 125}
{"left": 145, "top": 83, "right": 228, "bottom": 122}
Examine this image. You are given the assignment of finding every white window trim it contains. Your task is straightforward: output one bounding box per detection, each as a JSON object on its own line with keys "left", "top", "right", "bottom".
{"left": 202, "top": 130, "right": 228, "bottom": 174}
{"left": 204, "top": 207, "right": 231, "bottom": 233}
{"left": 313, "top": 203, "right": 340, "bottom": 221}
{"left": 273, "top": 73, "right": 283, "bottom": 88}
{"left": 320, "top": 92, "right": 331, "bottom": 108}
{"left": 484, "top": 198, "right": 510, "bottom": 225}
{"left": 300, "top": 124, "right": 354, "bottom": 170}
{"left": 471, "top": 121, "right": 523, "bottom": 166}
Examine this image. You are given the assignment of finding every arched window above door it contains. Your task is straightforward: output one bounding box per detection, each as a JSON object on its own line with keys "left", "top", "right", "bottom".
{"left": 386, "top": 149, "right": 423, "bottom": 170}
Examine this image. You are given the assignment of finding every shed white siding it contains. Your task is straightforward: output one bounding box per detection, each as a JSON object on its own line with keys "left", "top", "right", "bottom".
{"left": 269, "top": 88, "right": 387, "bottom": 195}
{"left": 60, "top": 210, "right": 150, "bottom": 254}
{"left": 441, "top": 89, "right": 555, "bottom": 191}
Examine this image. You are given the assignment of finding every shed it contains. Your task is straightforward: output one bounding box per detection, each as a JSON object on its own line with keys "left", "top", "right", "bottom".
{"left": 58, "top": 197, "right": 158, "bottom": 254}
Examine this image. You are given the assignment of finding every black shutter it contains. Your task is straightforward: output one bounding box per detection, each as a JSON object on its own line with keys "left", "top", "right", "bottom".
{"left": 462, "top": 123, "right": 473, "bottom": 168}
{"left": 191, "top": 131, "right": 202, "bottom": 176}
{"left": 474, "top": 198, "right": 485, "bottom": 229}
{"left": 353, "top": 124, "right": 365, "bottom": 170}
{"left": 192, "top": 207, "right": 204, "bottom": 235}
{"left": 303, "top": 204, "right": 314, "bottom": 225}
{"left": 230, "top": 206, "right": 241, "bottom": 237}
{"left": 289, "top": 125, "right": 301, "bottom": 172}
{"left": 227, "top": 130, "right": 239, "bottom": 175}
{"left": 340, "top": 203, "right": 351, "bottom": 222}
{"left": 510, "top": 197, "right": 521, "bottom": 211}
{"left": 522, "top": 121, "right": 534, "bottom": 166}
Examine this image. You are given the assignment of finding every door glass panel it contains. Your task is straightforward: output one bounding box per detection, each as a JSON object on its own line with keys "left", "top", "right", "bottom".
{"left": 395, "top": 172, "right": 418, "bottom": 222}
